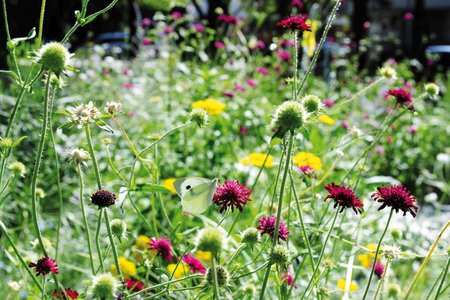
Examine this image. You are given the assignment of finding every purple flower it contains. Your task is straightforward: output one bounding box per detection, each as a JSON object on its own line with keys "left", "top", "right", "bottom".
{"left": 142, "top": 18, "right": 151, "bottom": 27}
{"left": 29, "top": 257, "right": 59, "bottom": 276}
{"left": 246, "top": 79, "right": 257, "bottom": 87}
{"left": 123, "top": 82, "right": 132, "bottom": 89}
{"left": 277, "top": 15, "right": 311, "bottom": 32}
{"left": 281, "top": 273, "right": 298, "bottom": 288}
{"left": 256, "top": 40, "right": 266, "bottom": 50}
{"left": 182, "top": 254, "right": 206, "bottom": 274}
{"left": 194, "top": 23, "right": 205, "bottom": 32}
{"left": 290, "top": 0, "right": 303, "bottom": 9}
{"left": 213, "top": 180, "right": 252, "bottom": 213}
{"left": 403, "top": 12, "right": 414, "bottom": 21}
{"left": 148, "top": 237, "right": 173, "bottom": 260}
{"left": 234, "top": 84, "right": 245, "bottom": 92}
{"left": 142, "top": 38, "right": 152, "bottom": 46}
{"left": 280, "top": 40, "right": 294, "bottom": 48}
{"left": 341, "top": 121, "right": 350, "bottom": 130}
{"left": 257, "top": 67, "right": 269, "bottom": 76}
{"left": 276, "top": 50, "right": 291, "bottom": 62}
{"left": 409, "top": 126, "right": 417, "bottom": 135}
{"left": 385, "top": 88, "right": 414, "bottom": 110}
{"left": 374, "top": 261, "right": 385, "bottom": 278}
{"left": 214, "top": 41, "right": 225, "bottom": 49}
{"left": 223, "top": 90, "right": 235, "bottom": 99}
{"left": 257, "top": 215, "right": 290, "bottom": 241}
{"left": 323, "top": 99, "right": 334, "bottom": 108}
{"left": 171, "top": 11, "right": 183, "bottom": 19}
{"left": 218, "top": 14, "right": 239, "bottom": 25}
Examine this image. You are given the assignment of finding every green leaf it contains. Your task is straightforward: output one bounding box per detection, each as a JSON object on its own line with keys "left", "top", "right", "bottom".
{"left": 134, "top": 184, "right": 171, "bottom": 193}
{"left": 95, "top": 119, "right": 114, "bottom": 134}
{"left": 12, "top": 136, "right": 27, "bottom": 148}
{"left": 0, "top": 70, "right": 21, "bottom": 85}
{"left": 9, "top": 28, "right": 36, "bottom": 48}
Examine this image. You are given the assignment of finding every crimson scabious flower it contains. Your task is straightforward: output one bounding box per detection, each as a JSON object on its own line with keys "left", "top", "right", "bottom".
{"left": 257, "top": 215, "right": 290, "bottom": 241}
{"left": 213, "top": 180, "right": 252, "bottom": 213}
{"left": 214, "top": 41, "right": 225, "bottom": 49}
{"left": 148, "top": 237, "right": 173, "bottom": 260}
{"left": 53, "top": 288, "right": 79, "bottom": 299}
{"left": 124, "top": 278, "right": 144, "bottom": 291}
{"left": 374, "top": 261, "right": 385, "bottom": 278}
{"left": 29, "top": 257, "right": 58, "bottom": 276}
{"left": 257, "top": 67, "right": 269, "bottom": 76}
{"left": 91, "top": 189, "right": 116, "bottom": 208}
{"left": 218, "top": 14, "right": 239, "bottom": 25}
{"left": 182, "top": 253, "right": 206, "bottom": 274}
{"left": 324, "top": 183, "right": 364, "bottom": 214}
{"left": 385, "top": 88, "right": 414, "bottom": 110}
{"left": 276, "top": 50, "right": 291, "bottom": 62}
{"left": 281, "top": 273, "right": 298, "bottom": 288}
{"left": 299, "top": 165, "right": 317, "bottom": 178}
{"left": 371, "top": 185, "right": 418, "bottom": 217}
{"left": 277, "top": 15, "right": 311, "bottom": 32}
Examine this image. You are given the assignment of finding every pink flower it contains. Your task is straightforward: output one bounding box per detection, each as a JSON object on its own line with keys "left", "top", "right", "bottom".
{"left": 290, "top": 0, "right": 303, "bottom": 9}
{"left": 280, "top": 40, "right": 294, "bottom": 48}
{"left": 374, "top": 261, "right": 385, "bottom": 278}
{"left": 281, "top": 273, "right": 298, "bottom": 288}
{"left": 142, "top": 18, "right": 151, "bottom": 27}
{"left": 223, "top": 90, "right": 235, "bottom": 98}
{"left": 194, "top": 23, "right": 205, "bottom": 32}
{"left": 163, "top": 26, "right": 174, "bottom": 34}
{"left": 142, "top": 38, "right": 153, "bottom": 46}
{"left": 386, "top": 136, "right": 393, "bottom": 143}
{"left": 171, "top": 11, "right": 183, "bottom": 19}
{"left": 239, "top": 126, "right": 248, "bottom": 135}
{"left": 148, "top": 237, "right": 173, "bottom": 260}
{"left": 213, "top": 180, "right": 252, "bottom": 213}
{"left": 214, "top": 41, "right": 225, "bottom": 49}
{"left": 403, "top": 12, "right": 414, "bottom": 21}
{"left": 122, "top": 69, "right": 132, "bottom": 76}
{"left": 257, "top": 67, "right": 269, "bottom": 76}
{"left": 376, "top": 145, "right": 385, "bottom": 155}
{"left": 102, "top": 69, "right": 111, "bottom": 76}
{"left": 124, "top": 279, "right": 144, "bottom": 291}
{"left": 276, "top": 50, "right": 291, "bottom": 62}
{"left": 409, "top": 126, "right": 417, "bottom": 135}
{"left": 385, "top": 88, "right": 414, "bottom": 110}
{"left": 341, "top": 121, "right": 350, "bottom": 130}
{"left": 256, "top": 40, "right": 266, "bottom": 50}
{"left": 123, "top": 82, "right": 132, "bottom": 89}
{"left": 277, "top": 15, "right": 311, "bottom": 32}
{"left": 257, "top": 215, "right": 290, "bottom": 241}
{"left": 182, "top": 254, "right": 206, "bottom": 274}
{"left": 323, "top": 99, "right": 334, "bottom": 108}
{"left": 246, "top": 79, "right": 257, "bottom": 87}
{"left": 218, "top": 14, "right": 238, "bottom": 25}
{"left": 234, "top": 83, "right": 245, "bottom": 92}
{"left": 299, "top": 165, "right": 317, "bottom": 178}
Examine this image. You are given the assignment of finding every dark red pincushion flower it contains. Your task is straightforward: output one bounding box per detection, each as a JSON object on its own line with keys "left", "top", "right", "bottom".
{"left": 91, "top": 189, "right": 116, "bottom": 208}
{"left": 148, "top": 237, "right": 173, "bottom": 260}
{"left": 324, "top": 183, "right": 364, "bottom": 214}
{"left": 385, "top": 88, "right": 414, "bottom": 110}
{"left": 281, "top": 273, "right": 298, "bottom": 288}
{"left": 374, "top": 261, "right": 385, "bottom": 278}
{"left": 29, "top": 257, "right": 58, "bottom": 276}
{"left": 53, "top": 288, "right": 79, "bottom": 299}
{"left": 124, "top": 279, "right": 144, "bottom": 291}
{"left": 182, "top": 253, "right": 206, "bottom": 274}
{"left": 277, "top": 15, "right": 311, "bottom": 32}
{"left": 257, "top": 215, "right": 290, "bottom": 241}
{"left": 371, "top": 185, "right": 418, "bottom": 217}
{"left": 299, "top": 165, "right": 317, "bottom": 179}
{"left": 213, "top": 180, "right": 252, "bottom": 213}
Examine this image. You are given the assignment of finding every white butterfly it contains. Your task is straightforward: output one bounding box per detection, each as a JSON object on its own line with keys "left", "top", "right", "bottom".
{"left": 173, "top": 177, "right": 218, "bottom": 214}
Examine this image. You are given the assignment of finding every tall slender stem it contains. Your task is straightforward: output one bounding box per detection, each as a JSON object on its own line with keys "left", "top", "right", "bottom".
{"left": 373, "top": 259, "right": 390, "bottom": 300}
{"left": 95, "top": 209, "right": 104, "bottom": 272}
{"left": 435, "top": 257, "right": 450, "bottom": 298}
{"left": 362, "top": 208, "right": 394, "bottom": 299}
{"left": 104, "top": 208, "right": 123, "bottom": 279}
{"left": 37, "top": 0, "right": 47, "bottom": 47}
{"left": 84, "top": 125, "right": 102, "bottom": 190}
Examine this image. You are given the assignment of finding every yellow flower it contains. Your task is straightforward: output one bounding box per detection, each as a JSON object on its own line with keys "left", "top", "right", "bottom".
{"left": 293, "top": 152, "right": 322, "bottom": 171}
{"left": 132, "top": 235, "right": 150, "bottom": 262}
{"left": 163, "top": 178, "right": 177, "bottom": 194}
{"left": 302, "top": 20, "right": 319, "bottom": 57}
{"left": 366, "top": 244, "right": 378, "bottom": 259}
{"left": 167, "top": 263, "right": 189, "bottom": 279}
{"left": 192, "top": 98, "right": 226, "bottom": 115}
{"left": 240, "top": 153, "right": 274, "bottom": 168}
{"left": 318, "top": 114, "right": 335, "bottom": 125}
{"left": 111, "top": 257, "right": 137, "bottom": 279}
{"left": 195, "top": 250, "right": 212, "bottom": 264}
{"left": 358, "top": 244, "right": 378, "bottom": 268}
{"left": 337, "top": 279, "right": 359, "bottom": 292}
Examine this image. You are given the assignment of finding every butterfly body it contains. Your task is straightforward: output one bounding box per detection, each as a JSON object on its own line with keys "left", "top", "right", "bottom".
{"left": 173, "top": 177, "right": 218, "bottom": 214}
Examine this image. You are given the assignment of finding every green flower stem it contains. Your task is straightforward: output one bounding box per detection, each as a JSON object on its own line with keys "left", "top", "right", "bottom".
{"left": 373, "top": 258, "right": 390, "bottom": 300}
{"left": 37, "top": 0, "right": 46, "bottom": 47}
{"left": 293, "top": 32, "right": 298, "bottom": 99}
{"left": 404, "top": 221, "right": 449, "bottom": 299}
{"left": 435, "top": 256, "right": 450, "bottom": 298}
{"left": 225, "top": 244, "right": 246, "bottom": 267}
{"left": 266, "top": 148, "right": 286, "bottom": 215}
{"left": 94, "top": 209, "right": 104, "bottom": 273}
{"left": 84, "top": 124, "right": 102, "bottom": 190}
{"left": 297, "top": 0, "right": 341, "bottom": 95}
{"left": 0, "top": 221, "right": 44, "bottom": 293}
{"left": 334, "top": 77, "right": 385, "bottom": 109}
{"left": 165, "top": 244, "right": 193, "bottom": 293}
{"left": 112, "top": 117, "right": 139, "bottom": 159}
{"left": 77, "top": 164, "right": 95, "bottom": 275}
{"left": 103, "top": 208, "right": 122, "bottom": 280}
{"left": 232, "top": 261, "right": 270, "bottom": 280}
{"left": 250, "top": 146, "right": 273, "bottom": 191}
{"left": 212, "top": 256, "right": 221, "bottom": 300}
{"left": 362, "top": 208, "right": 394, "bottom": 300}
{"left": 259, "top": 133, "right": 295, "bottom": 300}
{"left": 30, "top": 73, "right": 52, "bottom": 257}
{"left": 299, "top": 208, "right": 340, "bottom": 299}
{"left": 127, "top": 274, "right": 203, "bottom": 298}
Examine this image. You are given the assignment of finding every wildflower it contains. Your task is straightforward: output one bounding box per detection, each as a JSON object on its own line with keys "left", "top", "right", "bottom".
{"left": 257, "top": 67, "right": 269, "bottom": 76}
{"left": 105, "top": 101, "right": 123, "bottom": 115}
{"left": 123, "top": 82, "right": 132, "bottom": 89}
{"left": 192, "top": 98, "right": 226, "bottom": 115}
{"left": 302, "top": 95, "right": 322, "bottom": 114}
{"left": 196, "top": 227, "right": 223, "bottom": 254}
{"left": 240, "top": 153, "right": 274, "bottom": 168}
{"left": 391, "top": 228, "right": 402, "bottom": 239}
{"left": 385, "top": 88, "right": 414, "bottom": 110}
{"left": 111, "top": 257, "right": 136, "bottom": 278}
{"left": 337, "top": 279, "right": 358, "bottom": 292}
{"left": 194, "top": 23, "right": 205, "bottom": 32}
{"left": 270, "top": 245, "right": 290, "bottom": 269}
{"left": 8, "top": 161, "right": 26, "bottom": 177}
{"left": 142, "top": 38, "right": 152, "bottom": 45}
{"left": 171, "top": 11, "right": 183, "bottom": 19}
{"left": 241, "top": 227, "right": 260, "bottom": 245}
{"left": 214, "top": 41, "right": 225, "bottom": 49}
{"left": 371, "top": 185, "right": 418, "bottom": 217}
{"left": 341, "top": 121, "right": 350, "bottom": 130}
{"left": 257, "top": 215, "right": 290, "bottom": 241}
{"left": 132, "top": 235, "right": 150, "bottom": 262}
{"left": 379, "top": 66, "right": 397, "bottom": 79}
{"left": 36, "top": 42, "right": 72, "bottom": 75}
{"left": 189, "top": 108, "right": 209, "bottom": 128}
{"left": 302, "top": 20, "right": 318, "bottom": 57}
{"left": 317, "top": 287, "right": 330, "bottom": 297}
{"left": 69, "top": 102, "right": 101, "bottom": 126}
{"left": 67, "top": 148, "right": 90, "bottom": 165}
{"left": 52, "top": 288, "right": 79, "bottom": 299}
{"left": 234, "top": 83, "right": 245, "bottom": 92}
{"left": 318, "top": 114, "right": 335, "bottom": 125}
{"left": 403, "top": 12, "right": 414, "bottom": 20}
{"left": 424, "top": 83, "right": 439, "bottom": 97}
{"left": 276, "top": 50, "right": 291, "bottom": 62}
{"left": 124, "top": 278, "right": 144, "bottom": 292}
{"left": 182, "top": 253, "right": 206, "bottom": 274}
{"left": 409, "top": 126, "right": 417, "bottom": 135}
{"left": 213, "top": 180, "right": 252, "bottom": 213}
{"left": 90, "top": 273, "right": 118, "bottom": 300}
{"left": 324, "top": 183, "right": 364, "bottom": 214}
{"left": 280, "top": 40, "right": 294, "bottom": 48}
{"left": 291, "top": 0, "right": 303, "bottom": 9}
{"left": 323, "top": 259, "right": 335, "bottom": 269}
{"left": 323, "top": 99, "right": 334, "bottom": 108}
{"left": 277, "top": 15, "right": 312, "bottom": 32}
{"left": 163, "top": 26, "right": 174, "bottom": 34}
{"left": 239, "top": 126, "right": 248, "bottom": 135}
{"left": 167, "top": 263, "right": 189, "bottom": 279}
{"left": 281, "top": 273, "right": 298, "bottom": 288}
{"left": 223, "top": 90, "right": 235, "bottom": 98}
{"left": 148, "top": 237, "right": 173, "bottom": 260}
{"left": 242, "top": 283, "right": 256, "bottom": 295}
{"left": 206, "top": 266, "right": 229, "bottom": 287}
{"left": 383, "top": 245, "right": 401, "bottom": 260}
{"left": 388, "top": 284, "right": 401, "bottom": 298}
{"left": 91, "top": 189, "right": 116, "bottom": 208}
{"left": 246, "top": 79, "right": 257, "bottom": 87}
{"left": 29, "top": 257, "right": 58, "bottom": 276}
{"left": 218, "top": 14, "right": 238, "bottom": 25}
{"left": 110, "top": 219, "right": 127, "bottom": 242}
{"left": 293, "top": 152, "right": 322, "bottom": 171}
{"left": 270, "top": 101, "right": 306, "bottom": 135}
{"left": 374, "top": 261, "right": 385, "bottom": 278}
{"left": 142, "top": 18, "right": 151, "bottom": 26}
{"left": 162, "top": 178, "right": 177, "bottom": 194}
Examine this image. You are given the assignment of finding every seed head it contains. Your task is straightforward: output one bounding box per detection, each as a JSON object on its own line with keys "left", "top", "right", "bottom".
{"left": 270, "top": 245, "right": 291, "bottom": 269}
{"left": 270, "top": 101, "right": 306, "bottom": 133}
{"left": 241, "top": 227, "right": 260, "bottom": 245}
{"left": 206, "top": 266, "right": 229, "bottom": 287}
{"left": 90, "top": 273, "right": 118, "bottom": 300}
{"left": 301, "top": 95, "right": 322, "bottom": 114}
{"left": 189, "top": 108, "right": 209, "bottom": 128}
{"left": 8, "top": 161, "right": 26, "bottom": 177}
{"left": 36, "top": 42, "right": 72, "bottom": 75}
{"left": 196, "top": 227, "right": 223, "bottom": 255}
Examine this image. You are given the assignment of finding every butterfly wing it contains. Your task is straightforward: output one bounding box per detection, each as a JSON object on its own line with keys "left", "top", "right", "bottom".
{"left": 173, "top": 177, "right": 211, "bottom": 198}
{"left": 181, "top": 179, "right": 218, "bottom": 214}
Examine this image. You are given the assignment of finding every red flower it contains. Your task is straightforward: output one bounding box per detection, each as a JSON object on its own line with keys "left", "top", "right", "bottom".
{"left": 53, "top": 288, "right": 79, "bottom": 299}
{"left": 124, "top": 278, "right": 144, "bottom": 291}
{"left": 371, "top": 185, "right": 418, "bottom": 217}
{"left": 385, "top": 88, "right": 414, "bottom": 110}
{"left": 182, "top": 253, "right": 206, "bottom": 274}
{"left": 324, "top": 183, "right": 364, "bottom": 214}
{"left": 257, "top": 215, "right": 290, "bottom": 241}
{"left": 29, "top": 257, "right": 59, "bottom": 276}
{"left": 91, "top": 189, "right": 116, "bottom": 208}
{"left": 277, "top": 15, "right": 311, "bottom": 32}
{"left": 374, "top": 261, "right": 385, "bottom": 278}
{"left": 218, "top": 14, "right": 239, "bottom": 25}
{"left": 148, "top": 237, "right": 173, "bottom": 260}
{"left": 298, "top": 165, "right": 317, "bottom": 178}
{"left": 281, "top": 273, "right": 298, "bottom": 288}
{"left": 213, "top": 180, "right": 252, "bottom": 213}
